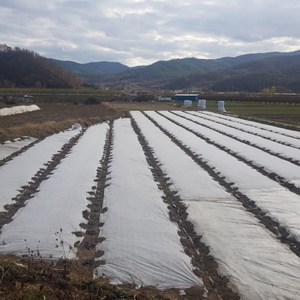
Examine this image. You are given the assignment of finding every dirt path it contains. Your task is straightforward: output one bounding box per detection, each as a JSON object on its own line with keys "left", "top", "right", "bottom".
{"left": 131, "top": 116, "right": 239, "bottom": 300}
{"left": 143, "top": 112, "right": 300, "bottom": 258}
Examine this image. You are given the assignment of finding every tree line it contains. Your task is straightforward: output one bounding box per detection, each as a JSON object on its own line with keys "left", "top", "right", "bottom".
{"left": 0, "top": 44, "right": 81, "bottom": 88}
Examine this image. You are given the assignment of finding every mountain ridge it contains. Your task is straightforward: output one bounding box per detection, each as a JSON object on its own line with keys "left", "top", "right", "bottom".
{"left": 1, "top": 43, "right": 300, "bottom": 92}
{"left": 50, "top": 59, "right": 130, "bottom": 75}
{"left": 53, "top": 50, "right": 300, "bottom": 92}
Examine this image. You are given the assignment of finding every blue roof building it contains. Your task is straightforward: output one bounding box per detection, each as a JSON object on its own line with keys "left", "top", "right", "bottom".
{"left": 175, "top": 94, "right": 198, "bottom": 102}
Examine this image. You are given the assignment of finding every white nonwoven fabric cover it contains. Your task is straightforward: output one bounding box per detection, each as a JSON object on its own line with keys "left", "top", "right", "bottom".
{"left": 0, "top": 137, "right": 37, "bottom": 160}
{"left": 0, "top": 124, "right": 108, "bottom": 259}
{"left": 0, "top": 127, "right": 82, "bottom": 211}
{"left": 0, "top": 105, "right": 40, "bottom": 116}
{"left": 132, "top": 111, "right": 300, "bottom": 300}
{"left": 95, "top": 118, "right": 202, "bottom": 290}
{"left": 152, "top": 111, "right": 300, "bottom": 242}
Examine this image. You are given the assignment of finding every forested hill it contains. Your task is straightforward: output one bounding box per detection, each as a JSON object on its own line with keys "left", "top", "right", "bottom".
{"left": 164, "top": 53, "right": 300, "bottom": 92}
{"left": 110, "top": 57, "right": 232, "bottom": 81}
{"left": 111, "top": 51, "right": 300, "bottom": 82}
{"left": 96, "top": 50, "right": 300, "bottom": 92}
{"left": 2, "top": 43, "right": 300, "bottom": 92}
{"left": 50, "top": 59, "right": 130, "bottom": 78}
{"left": 0, "top": 44, "right": 81, "bottom": 88}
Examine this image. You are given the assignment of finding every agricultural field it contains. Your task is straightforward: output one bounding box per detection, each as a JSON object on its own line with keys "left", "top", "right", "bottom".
{"left": 0, "top": 103, "right": 122, "bottom": 143}
{"left": 1, "top": 107, "right": 300, "bottom": 299}
{"left": 206, "top": 102, "right": 300, "bottom": 127}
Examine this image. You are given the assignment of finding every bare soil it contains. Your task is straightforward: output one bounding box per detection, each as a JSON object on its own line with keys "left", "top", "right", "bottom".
{"left": 76, "top": 121, "right": 113, "bottom": 273}
{"left": 0, "top": 103, "right": 123, "bottom": 143}
{"left": 103, "top": 101, "right": 191, "bottom": 112}
{"left": 0, "top": 255, "right": 185, "bottom": 299}
{"left": 1, "top": 101, "right": 298, "bottom": 143}
{"left": 1, "top": 100, "right": 299, "bottom": 299}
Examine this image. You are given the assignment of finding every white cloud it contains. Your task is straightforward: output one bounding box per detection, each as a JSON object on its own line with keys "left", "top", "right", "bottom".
{"left": 105, "top": 6, "right": 154, "bottom": 18}
{"left": 0, "top": 0, "right": 300, "bottom": 66}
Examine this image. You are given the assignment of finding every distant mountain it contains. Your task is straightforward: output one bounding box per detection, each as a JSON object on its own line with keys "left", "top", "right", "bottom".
{"left": 0, "top": 44, "right": 81, "bottom": 88}
{"left": 219, "top": 50, "right": 300, "bottom": 66}
{"left": 2, "top": 43, "right": 300, "bottom": 92}
{"left": 163, "top": 51, "right": 300, "bottom": 92}
{"left": 211, "top": 54, "right": 300, "bottom": 93}
{"left": 98, "top": 50, "right": 300, "bottom": 91}
{"left": 50, "top": 59, "right": 130, "bottom": 80}
{"left": 106, "top": 57, "right": 232, "bottom": 83}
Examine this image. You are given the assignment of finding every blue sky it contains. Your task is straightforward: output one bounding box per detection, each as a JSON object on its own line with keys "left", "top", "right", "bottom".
{"left": 1, "top": 0, "right": 300, "bottom": 66}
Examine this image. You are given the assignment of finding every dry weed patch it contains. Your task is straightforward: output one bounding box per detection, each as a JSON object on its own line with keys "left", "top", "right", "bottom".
{"left": 0, "top": 104, "right": 123, "bottom": 142}
{"left": 0, "top": 255, "right": 193, "bottom": 299}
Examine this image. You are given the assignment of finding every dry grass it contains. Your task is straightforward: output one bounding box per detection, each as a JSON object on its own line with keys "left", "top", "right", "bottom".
{"left": 102, "top": 101, "right": 192, "bottom": 112}
{"left": 0, "top": 255, "right": 194, "bottom": 299}
{"left": 0, "top": 101, "right": 193, "bottom": 143}
{"left": 0, "top": 103, "right": 123, "bottom": 143}
{"left": 2, "top": 100, "right": 299, "bottom": 143}
{"left": 1, "top": 120, "right": 77, "bottom": 142}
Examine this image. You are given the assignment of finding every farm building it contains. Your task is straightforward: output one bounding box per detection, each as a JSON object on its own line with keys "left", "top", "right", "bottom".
{"left": 175, "top": 94, "right": 198, "bottom": 103}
